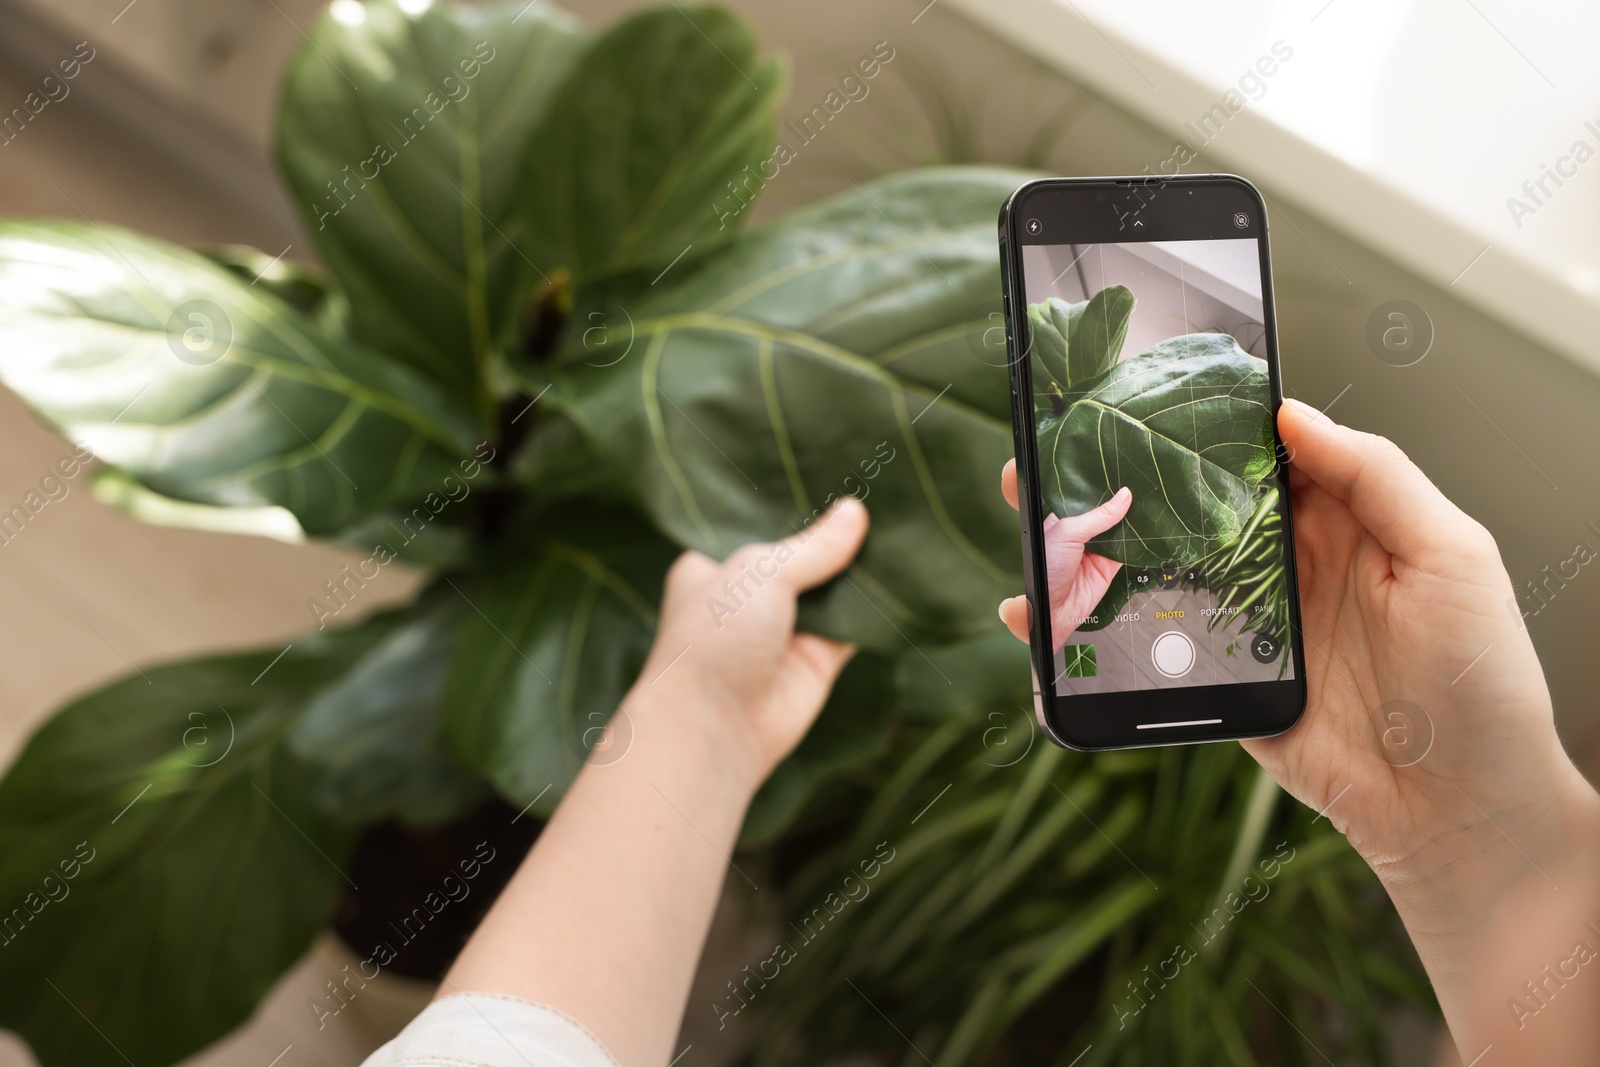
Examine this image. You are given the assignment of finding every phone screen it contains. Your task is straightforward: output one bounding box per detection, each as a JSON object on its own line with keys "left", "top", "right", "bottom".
{"left": 1019, "top": 227, "right": 1296, "bottom": 699}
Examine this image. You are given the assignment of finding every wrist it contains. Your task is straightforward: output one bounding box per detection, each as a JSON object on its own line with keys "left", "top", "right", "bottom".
{"left": 1373, "top": 763, "right": 1600, "bottom": 939}
{"left": 612, "top": 679, "right": 766, "bottom": 808}
{"left": 1366, "top": 764, "right": 1600, "bottom": 1049}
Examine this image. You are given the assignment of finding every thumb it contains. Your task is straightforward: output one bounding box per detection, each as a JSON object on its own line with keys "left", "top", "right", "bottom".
{"left": 769, "top": 497, "right": 870, "bottom": 592}
{"left": 1047, "top": 487, "right": 1132, "bottom": 544}
{"left": 1278, "top": 398, "right": 1463, "bottom": 561}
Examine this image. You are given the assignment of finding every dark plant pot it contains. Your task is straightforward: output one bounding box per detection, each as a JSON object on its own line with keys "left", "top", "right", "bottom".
{"left": 331, "top": 796, "right": 544, "bottom": 982}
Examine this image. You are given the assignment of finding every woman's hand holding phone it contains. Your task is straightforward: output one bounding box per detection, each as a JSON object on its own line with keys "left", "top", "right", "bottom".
{"left": 1000, "top": 397, "right": 1600, "bottom": 1057}
{"left": 1247, "top": 399, "right": 1600, "bottom": 1053}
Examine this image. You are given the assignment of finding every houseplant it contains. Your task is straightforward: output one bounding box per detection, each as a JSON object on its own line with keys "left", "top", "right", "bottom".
{"left": 0, "top": 2, "right": 1427, "bottom": 1064}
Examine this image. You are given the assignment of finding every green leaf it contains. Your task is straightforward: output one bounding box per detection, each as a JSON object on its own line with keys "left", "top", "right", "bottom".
{"left": 202, "top": 244, "right": 332, "bottom": 318}
{"left": 332, "top": 509, "right": 473, "bottom": 570}
{"left": 0, "top": 627, "right": 388, "bottom": 1067}
{"left": 550, "top": 170, "right": 1035, "bottom": 650}
{"left": 277, "top": 0, "right": 586, "bottom": 418}
{"left": 1036, "top": 333, "right": 1274, "bottom": 568}
{"left": 997, "top": 879, "right": 1161, "bottom": 1024}
{"left": 0, "top": 220, "right": 476, "bottom": 537}
{"left": 552, "top": 315, "right": 1018, "bottom": 650}
{"left": 289, "top": 590, "right": 486, "bottom": 825}
{"left": 1061, "top": 643, "right": 1096, "bottom": 678}
{"left": 90, "top": 468, "right": 306, "bottom": 544}
{"left": 519, "top": 6, "right": 784, "bottom": 290}
{"left": 511, "top": 410, "right": 631, "bottom": 503}
{"left": 893, "top": 629, "right": 1031, "bottom": 718}
{"left": 1027, "top": 286, "right": 1133, "bottom": 411}
{"left": 652, "top": 167, "right": 1034, "bottom": 422}
{"left": 443, "top": 511, "right": 676, "bottom": 811}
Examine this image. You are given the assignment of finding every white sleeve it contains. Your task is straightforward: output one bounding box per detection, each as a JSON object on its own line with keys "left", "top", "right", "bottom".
{"left": 362, "top": 993, "right": 619, "bottom": 1067}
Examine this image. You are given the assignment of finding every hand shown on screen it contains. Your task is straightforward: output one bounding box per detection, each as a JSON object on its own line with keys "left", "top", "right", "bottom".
{"left": 997, "top": 463, "right": 1131, "bottom": 652}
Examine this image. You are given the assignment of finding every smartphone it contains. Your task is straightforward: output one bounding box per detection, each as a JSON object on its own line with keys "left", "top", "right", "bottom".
{"left": 998, "top": 174, "right": 1306, "bottom": 750}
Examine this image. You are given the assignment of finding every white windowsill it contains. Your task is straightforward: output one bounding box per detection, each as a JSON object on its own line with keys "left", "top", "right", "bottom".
{"left": 944, "top": 0, "right": 1600, "bottom": 379}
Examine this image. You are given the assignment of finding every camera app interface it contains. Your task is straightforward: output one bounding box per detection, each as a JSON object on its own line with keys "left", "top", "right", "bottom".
{"left": 1021, "top": 235, "right": 1294, "bottom": 695}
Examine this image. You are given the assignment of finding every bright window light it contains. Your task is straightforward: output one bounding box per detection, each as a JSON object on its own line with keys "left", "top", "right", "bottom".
{"left": 328, "top": 0, "right": 366, "bottom": 26}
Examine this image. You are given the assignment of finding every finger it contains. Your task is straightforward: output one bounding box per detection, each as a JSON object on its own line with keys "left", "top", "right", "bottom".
{"left": 1278, "top": 398, "right": 1466, "bottom": 561}
{"left": 999, "top": 595, "right": 1030, "bottom": 642}
{"left": 766, "top": 496, "right": 870, "bottom": 592}
{"left": 1045, "top": 487, "right": 1131, "bottom": 544}
{"left": 1001, "top": 459, "right": 1019, "bottom": 511}
{"left": 661, "top": 549, "right": 720, "bottom": 601}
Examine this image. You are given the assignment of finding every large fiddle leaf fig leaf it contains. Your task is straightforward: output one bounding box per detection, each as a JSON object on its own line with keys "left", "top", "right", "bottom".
{"left": 1037, "top": 333, "right": 1274, "bottom": 568}
{"left": 290, "top": 590, "right": 486, "bottom": 825}
{"left": 548, "top": 169, "right": 1032, "bottom": 650}
{"left": 892, "top": 629, "right": 1032, "bottom": 719}
{"left": 649, "top": 167, "right": 1031, "bottom": 422}
{"left": 277, "top": 0, "right": 585, "bottom": 419}
{"left": 0, "top": 625, "right": 390, "bottom": 1067}
{"left": 443, "top": 511, "right": 677, "bottom": 812}
{"left": 0, "top": 221, "right": 476, "bottom": 537}
{"left": 1028, "top": 286, "right": 1133, "bottom": 412}
{"left": 90, "top": 468, "right": 307, "bottom": 543}
{"left": 512, "top": 410, "right": 633, "bottom": 504}
{"left": 551, "top": 318, "right": 1017, "bottom": 650}
{"left": 520, "top": 7, "right": 783, "bottom": 293}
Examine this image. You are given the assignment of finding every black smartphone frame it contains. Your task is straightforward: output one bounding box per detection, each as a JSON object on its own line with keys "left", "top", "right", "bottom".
{"left": 998, "top": 174, "right": 1307, "bottom": 750}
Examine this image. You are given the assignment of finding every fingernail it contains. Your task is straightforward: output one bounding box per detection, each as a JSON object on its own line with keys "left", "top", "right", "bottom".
{"left": 830, "top": 496, "right": 867, "bottom": 524}
{"left": 998, "top": 597, "right": 1016, "bottom": 622}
